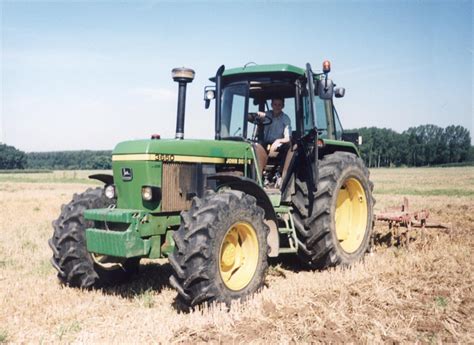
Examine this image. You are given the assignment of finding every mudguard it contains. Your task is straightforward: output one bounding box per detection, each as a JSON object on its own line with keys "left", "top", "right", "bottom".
{"left": 89, "top": 174, "right": 114, "bottom": 185}
{"left": 207, "top": 174, "right": 279, "bottom": 257}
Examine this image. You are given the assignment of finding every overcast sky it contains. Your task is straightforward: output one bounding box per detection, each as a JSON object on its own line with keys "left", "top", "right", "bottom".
{"left": 1, "top": 0, "right": 472, "bottom": 152}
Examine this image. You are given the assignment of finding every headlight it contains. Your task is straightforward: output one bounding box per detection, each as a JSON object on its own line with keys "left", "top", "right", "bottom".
{"left": 104, "top": 184, "right": 116, "bottom": 199}
{"left": 141, "top": 186, "right": 153, "bottom": 201}
{"left": 141, "top": 186, "right": 161, "bottom": 202}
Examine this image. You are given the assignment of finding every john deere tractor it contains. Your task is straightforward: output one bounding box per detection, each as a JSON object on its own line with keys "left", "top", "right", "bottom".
{"left": 49, "top": 62, "right": 374, "bottom": 309}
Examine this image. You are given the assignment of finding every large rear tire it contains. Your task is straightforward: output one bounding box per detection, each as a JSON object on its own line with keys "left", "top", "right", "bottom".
{"left": 292, "top": 152, "right": 374, "bottom": 268}
{"left": 169, "top": 190, "right": 269, "bottom": 309}
{"left": 49, "top": 187, "right": 140, "bottom": 288}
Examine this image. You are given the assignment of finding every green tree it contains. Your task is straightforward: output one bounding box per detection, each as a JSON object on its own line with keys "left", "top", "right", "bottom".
{"left": 27, "top": 150, "right": 112, "bottom": 170}
{"left": 0, "top": 143, "right": 27, "bottom": 169}
{"left": 445, "top": 125, "right": 471, "bottom": 163}
{"left": 90, "top": 155, "right": 112, "bottom": 169}
{"left": 357, "top": 127, "right": 403, "bottom": 167}
{"left": 467, "top": 146, "right": 474, "bottom": 162}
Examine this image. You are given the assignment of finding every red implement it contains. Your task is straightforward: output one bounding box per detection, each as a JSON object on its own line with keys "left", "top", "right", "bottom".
{"left": 374, "top": 198, "right": 448, "bottom": 247}
{"left": 375, "top": 198, "right": 431, "bottom": 229}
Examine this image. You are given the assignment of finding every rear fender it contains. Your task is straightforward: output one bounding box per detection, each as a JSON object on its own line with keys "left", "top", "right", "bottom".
{"left": 319, "top": 140, "right": 360, "bottom": 157}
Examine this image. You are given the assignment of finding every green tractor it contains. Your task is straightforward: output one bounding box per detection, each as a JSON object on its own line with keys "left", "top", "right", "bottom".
{"left": 49, "top": 61, "right": 374, "bottom": 309}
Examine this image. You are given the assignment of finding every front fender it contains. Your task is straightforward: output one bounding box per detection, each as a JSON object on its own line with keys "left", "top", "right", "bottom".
{"left": 89, "top": 174, "right": 113, "bottom": 185}
{"left": 207, "top": 174, "right": 279, "bottom": 257}
{"left": 207, "top": 174, "right": 276, "bottom": 222}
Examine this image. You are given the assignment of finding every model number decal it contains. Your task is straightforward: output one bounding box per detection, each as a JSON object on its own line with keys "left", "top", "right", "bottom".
{"left": 225, "top": 158, "right": 252, "bottom": 164}
{"left": 155, "top": 154, "right": 175, "bottom": 162}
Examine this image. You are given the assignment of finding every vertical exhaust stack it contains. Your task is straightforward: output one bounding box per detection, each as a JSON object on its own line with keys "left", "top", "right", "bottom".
{"left": 172, "top": 67, "right": 195, "bottom": 140}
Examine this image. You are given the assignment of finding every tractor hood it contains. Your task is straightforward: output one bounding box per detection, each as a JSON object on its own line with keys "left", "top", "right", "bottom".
{"left": 110, "top": 139, "right": 254, "bottom": 212}
{"left": 113, "top": 139, "right": 254, "bottom": 162}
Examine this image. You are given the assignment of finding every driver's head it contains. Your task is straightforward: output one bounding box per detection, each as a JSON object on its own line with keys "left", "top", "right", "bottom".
{"left": 271, "top": 97, "right": 285, "bottom": 116}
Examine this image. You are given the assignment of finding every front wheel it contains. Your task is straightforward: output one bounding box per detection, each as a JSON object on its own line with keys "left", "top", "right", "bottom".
{"left": 49, "top": 187, "right": 140, "bottom": 288}
{"left": 169, "top": 190, "right": 269, "bottom": 309}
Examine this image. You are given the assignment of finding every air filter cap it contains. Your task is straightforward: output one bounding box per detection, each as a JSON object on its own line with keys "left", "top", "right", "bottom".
{"left": 172, "top": 67, "right": 195, "bottom": 83}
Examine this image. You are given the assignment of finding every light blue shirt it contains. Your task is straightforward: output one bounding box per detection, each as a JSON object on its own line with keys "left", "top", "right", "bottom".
{"left": 263, "top": 111, "right": 291, "bottom": 144}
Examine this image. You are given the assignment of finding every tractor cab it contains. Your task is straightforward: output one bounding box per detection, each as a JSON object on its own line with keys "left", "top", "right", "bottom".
{"left": 205, "top": 63, "right": 348, "bottom": 187}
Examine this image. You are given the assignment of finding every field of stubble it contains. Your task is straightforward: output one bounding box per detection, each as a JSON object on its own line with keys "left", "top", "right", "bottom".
{"left": 0, "top": 168, "right": 473, "bottom": 343}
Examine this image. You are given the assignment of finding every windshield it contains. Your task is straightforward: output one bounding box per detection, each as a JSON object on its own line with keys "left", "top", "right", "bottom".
{"left": 220, "top": 83, "right": 248, "bottom": 139}
{"left": 302, "top": 94, "right": 315, "bottom": 135}
{"left": 304, "top": 93, "right": 335, "bottom": 139}
{"left": 219, "top": 80, "right": 297, "bottom": 141}
{"left": 315, "top": 96, "right": 332, "bottom": 138}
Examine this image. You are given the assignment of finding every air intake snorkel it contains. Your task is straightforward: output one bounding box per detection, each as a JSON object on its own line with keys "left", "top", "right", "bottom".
{"left": 214, "top": 65, "right": 225, "bottom": 140}
{"left": 172, "top": 67, "right": 195, "bottom": 140}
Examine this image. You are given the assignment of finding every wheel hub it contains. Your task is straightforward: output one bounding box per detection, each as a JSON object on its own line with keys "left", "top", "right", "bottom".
{"left": 219, "top": 222, "right": 259, "bottom": 291}
{"left": 221, "top": 241, "right": 237, "bottom": 268}
{"left": 335, "top": 177, "right": 368, "bottom": 253}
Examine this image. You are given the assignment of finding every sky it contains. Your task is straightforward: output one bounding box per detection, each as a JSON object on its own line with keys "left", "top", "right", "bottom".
{"left": 1, "top": 0, "right": 472, "bottom": 152}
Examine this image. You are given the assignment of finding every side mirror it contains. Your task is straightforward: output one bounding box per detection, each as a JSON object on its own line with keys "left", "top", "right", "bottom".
{"left": 317, "top": 78, "right": 334, "bottom": 100}
{"left": 341, "top": 132, "right": 362, "bottom": 146}
{"left": 335, "top": 87, "right": 345, "bottom": 98}
{"left": 203, "top": 87, "right": 215, "bottom": 109}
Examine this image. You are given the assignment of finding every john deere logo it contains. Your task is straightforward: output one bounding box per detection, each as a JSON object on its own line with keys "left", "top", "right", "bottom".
{"left": 121, "top": 168, "right": 133, "bottom": 181}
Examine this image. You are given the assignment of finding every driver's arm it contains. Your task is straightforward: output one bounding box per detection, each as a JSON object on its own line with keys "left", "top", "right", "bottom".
{"left": 271, "top": 131, "right": 289, "bottom": 151}
{"left": 275, "top": 117, "right": 291, "bottom": 145}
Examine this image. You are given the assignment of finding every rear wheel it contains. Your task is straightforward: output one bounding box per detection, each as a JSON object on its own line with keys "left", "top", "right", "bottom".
{"left": 169, "top": 190, "right": 269, "bottom": 309}
{"left": 49, "top": 187, "right": 140, "bottom": 288}
{"left": 292, "top": 152, "right": 374, "bottom": 268}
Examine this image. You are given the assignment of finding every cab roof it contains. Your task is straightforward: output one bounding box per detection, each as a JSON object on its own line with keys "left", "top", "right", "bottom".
{"left": 209, "top": 64, "right": 305, "bottom": 82}
{"left": 223, "top": 64, "right": 305, "bottom": 77}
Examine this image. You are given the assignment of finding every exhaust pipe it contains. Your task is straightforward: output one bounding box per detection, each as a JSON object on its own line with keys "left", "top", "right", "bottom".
{"left": 172, "top": 67, "right": 195, "bottom": 140}
{"left": 214, "top": 65, "right": 225, "bottom": 140}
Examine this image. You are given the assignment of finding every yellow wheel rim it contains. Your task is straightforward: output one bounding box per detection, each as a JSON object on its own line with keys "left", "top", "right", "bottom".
{"left": 219, "top": 222, "right": 259, "bottom": 291}
{"left": 335, "top": 177, "right": 368, "bottom": 253}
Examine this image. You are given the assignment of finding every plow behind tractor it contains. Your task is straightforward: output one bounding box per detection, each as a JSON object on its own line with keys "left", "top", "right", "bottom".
{"left": 374, "top": 198, "right": 449, "bottom": 247}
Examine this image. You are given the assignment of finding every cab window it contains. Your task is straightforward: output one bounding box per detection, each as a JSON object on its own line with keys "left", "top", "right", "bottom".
{"left": 283, "top": 97, "right": 295, "bottom": 135}
{"left": 334, "top": 106, "right": 343, "bottom": 140}
{"left": 314, "top": 96, "right": 328, "bottom": 138}
{"left": 302, "top": 96, "right": 313, "bottom": 135}
{"left": 220, "top": 83, "right": 247, "bottom": 138}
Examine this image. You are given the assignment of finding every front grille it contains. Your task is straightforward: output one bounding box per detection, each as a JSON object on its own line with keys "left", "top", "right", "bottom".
{"left": 161, "top": 163, "right": 200, "bottom": 212}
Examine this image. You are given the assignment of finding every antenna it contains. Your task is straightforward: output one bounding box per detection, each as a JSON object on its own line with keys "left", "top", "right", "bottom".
{"left": 243, "top": 62, "right": 257, "bottom": 69}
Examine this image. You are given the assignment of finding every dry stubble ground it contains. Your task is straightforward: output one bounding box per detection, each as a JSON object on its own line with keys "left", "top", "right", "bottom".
{"left": 0, "top": 168, "right": 473, "bottom": 343}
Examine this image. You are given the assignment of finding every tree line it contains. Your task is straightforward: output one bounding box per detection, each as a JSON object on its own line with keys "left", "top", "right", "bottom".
{"left": 0, "top": 144, "right": 112, "bottom": 170}
{"left": 1, "top": 124, "right": 472, "bottom": 170}
{"left": 353, "top": 125, "right": 472, "bottom": 167}
{"left": 27, "top": 150, "right": 112, "bottom": 170}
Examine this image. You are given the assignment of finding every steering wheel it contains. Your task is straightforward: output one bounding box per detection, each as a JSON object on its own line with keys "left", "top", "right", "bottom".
{"left": 247, "top": 112, "right": 273, "bottom": 126}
